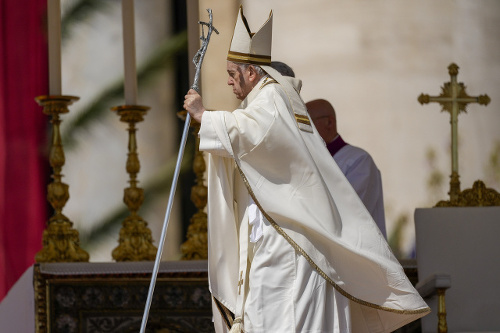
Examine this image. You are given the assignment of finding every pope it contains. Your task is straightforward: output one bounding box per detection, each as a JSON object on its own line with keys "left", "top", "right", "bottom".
{"left": 184, "top": 6, "right": 429, "bottom": 333}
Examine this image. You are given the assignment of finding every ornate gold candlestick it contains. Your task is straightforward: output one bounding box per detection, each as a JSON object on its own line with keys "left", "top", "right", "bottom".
{"left": 35, "top": 95, "right": 89, "bottom": 263}
{"left": 179, "top": 118, "right": 208, "bottom": 260}
{"left": 111, "top": 105, "right": 157, "bottom": 261}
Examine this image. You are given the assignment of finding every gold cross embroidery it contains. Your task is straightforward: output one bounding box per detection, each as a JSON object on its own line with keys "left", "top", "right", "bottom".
{"left": 238, "top": 271, "right": 244, "bottom": 295}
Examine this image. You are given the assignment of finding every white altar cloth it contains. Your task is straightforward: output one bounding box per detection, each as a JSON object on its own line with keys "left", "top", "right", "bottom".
{"left": 415, "top": 207, "right": 500, "bottom": 333}
{"left": 0, "top": 265, "right": 35, "bottom": 333}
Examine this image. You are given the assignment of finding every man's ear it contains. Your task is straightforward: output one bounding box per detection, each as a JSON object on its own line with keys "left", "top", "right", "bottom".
{"left": 248, "top": 65, "right": 258, "bottom": 82}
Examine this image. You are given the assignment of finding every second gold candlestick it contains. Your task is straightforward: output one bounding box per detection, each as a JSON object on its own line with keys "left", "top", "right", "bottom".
{"left": 111, "top": 105, "right": 157, "bottom": 261}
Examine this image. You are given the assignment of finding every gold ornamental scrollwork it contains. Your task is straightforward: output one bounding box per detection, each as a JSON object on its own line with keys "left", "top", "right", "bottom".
{"left": 33, "top": 265, "right": 48, "bottom": 333}
{"left": 111, "top": 105, "right": 157, "bottom": 261}
{"left": 35, "top": 95, "right": 89, "bottom": 263}
{"left": 436, "top": 180, "right": 500, "bottom": 207}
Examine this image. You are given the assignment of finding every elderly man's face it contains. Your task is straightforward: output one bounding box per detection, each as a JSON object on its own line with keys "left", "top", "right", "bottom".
{"left": 226, "top": 61, "right": 253, "bottom": 100}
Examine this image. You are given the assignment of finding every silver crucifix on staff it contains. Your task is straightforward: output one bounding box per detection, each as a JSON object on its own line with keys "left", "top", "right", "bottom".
{"left": 139, "top": 9, "right": 218, "bottom": 333}
{"left": 418, "top": 63, "right": 490, "bottom": 203}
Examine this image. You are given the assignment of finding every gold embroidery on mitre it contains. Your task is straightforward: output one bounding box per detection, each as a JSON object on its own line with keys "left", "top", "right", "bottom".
{"left": 227, "top": 51, "right": 271, "bottom": 66}
{"left": 234, "top": 163, "right": 430, "bottom": 316}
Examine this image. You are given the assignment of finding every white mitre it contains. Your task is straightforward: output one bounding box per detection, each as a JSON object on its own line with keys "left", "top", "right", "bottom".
{"left": 227, "top": 6, "right": 312, "bottom": 133}
{"left": 227, "top": 6, "right": 273, "bottom": 66}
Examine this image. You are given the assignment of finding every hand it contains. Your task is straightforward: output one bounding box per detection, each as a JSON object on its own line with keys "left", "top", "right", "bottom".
{"left": 183, "top": 89, "right": 206, "bottom": 123}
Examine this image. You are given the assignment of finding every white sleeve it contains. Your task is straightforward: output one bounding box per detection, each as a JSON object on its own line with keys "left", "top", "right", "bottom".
{"left": 199, "top": 111, "right": 232, "bottom": 158}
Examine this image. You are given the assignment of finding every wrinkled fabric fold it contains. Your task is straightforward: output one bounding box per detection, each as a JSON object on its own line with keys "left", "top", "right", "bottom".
{"left": 201, "top": 72, "right": 429, "bottom": 332}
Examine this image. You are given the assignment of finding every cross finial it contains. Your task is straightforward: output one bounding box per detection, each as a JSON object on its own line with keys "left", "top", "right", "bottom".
{"left": 418, "top": 63, "right": 490, "bottom": 203}
{"left": 191, "top": 9, "right": 219, "bottom": 93}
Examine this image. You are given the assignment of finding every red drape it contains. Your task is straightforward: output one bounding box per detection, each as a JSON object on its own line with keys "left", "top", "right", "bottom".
{"left": 0, "top": 0, "right": 49, "bottom": 301}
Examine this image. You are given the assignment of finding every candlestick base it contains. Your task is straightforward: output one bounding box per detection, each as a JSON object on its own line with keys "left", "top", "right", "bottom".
{"left": 35, "top": 213, "right": 90, "bottom": 263}
{"left": 111, "top": 105, "right": 157, "bottom": 261}
{"left": 436, "top": 180, "right": 500, "bottom": 207}
{"left": 34, "top": 95, "right": 89, "bottom": 263}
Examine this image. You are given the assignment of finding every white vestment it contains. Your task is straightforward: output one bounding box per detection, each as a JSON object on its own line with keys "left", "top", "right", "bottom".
{"left": 199, "top": 69, "right": 429, "bottom": 333}
{"left": 332, "top": 141, "right": 387, "bottom": 238}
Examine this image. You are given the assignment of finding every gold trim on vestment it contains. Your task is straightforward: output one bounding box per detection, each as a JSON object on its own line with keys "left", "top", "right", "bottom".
{"left": 213, "top": 296, "right": 234, "bottom": 330}
{"left": 294, "top": 114, "right": 311, "bottom": 126}
{"left": 262, "top": 67, "right": 313, "bottom": 133}
{"left": 227, "top": 51, "right": 271, "bottom": 66}
{"left": 234, "top": 164, "right": 430, "bottom": 316}
{"left": 260, "top": 78, "right": 277, "bottom": 89}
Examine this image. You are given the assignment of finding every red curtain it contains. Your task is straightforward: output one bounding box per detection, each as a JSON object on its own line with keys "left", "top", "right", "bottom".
{"left": 0, "top": 0, "right": 49, "bottom": 300}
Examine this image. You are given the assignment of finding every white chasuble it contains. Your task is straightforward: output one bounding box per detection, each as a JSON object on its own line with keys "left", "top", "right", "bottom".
{"left": 200, "top": 72, "right": 429, "bottom": 333}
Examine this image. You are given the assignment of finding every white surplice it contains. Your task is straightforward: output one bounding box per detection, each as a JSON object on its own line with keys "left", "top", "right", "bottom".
{"left": 199, "top": 68, "right": 429, "bottom": 333}
{"left": 333, "top": 142, "right": 387, "bottom": 238}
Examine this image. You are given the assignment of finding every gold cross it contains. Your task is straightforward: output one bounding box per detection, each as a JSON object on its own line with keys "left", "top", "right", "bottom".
{"left": 418, "top": 63, "right": 490, "bottom": 202}
{"left": 238, "top": 271, "right": 244, "bottom": 295}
